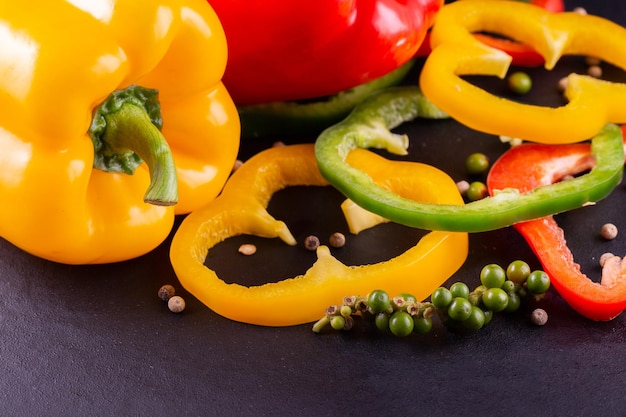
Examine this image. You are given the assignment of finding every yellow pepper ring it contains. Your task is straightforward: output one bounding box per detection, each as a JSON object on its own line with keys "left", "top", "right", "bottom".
{"left": 420, "top": 0, "right": 626, "bottom": 144}
{"left": 170, "top": 144, "right": 468, "bottom": 326}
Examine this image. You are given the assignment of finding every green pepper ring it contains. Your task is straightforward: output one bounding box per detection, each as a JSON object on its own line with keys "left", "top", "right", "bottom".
{"left": 314, "top": 87, "right": 624, "bottom": 232}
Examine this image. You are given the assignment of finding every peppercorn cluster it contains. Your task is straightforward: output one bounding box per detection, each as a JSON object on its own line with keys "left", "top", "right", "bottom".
{"left": 312, "top": 260, "right": 551, "bottom": 335}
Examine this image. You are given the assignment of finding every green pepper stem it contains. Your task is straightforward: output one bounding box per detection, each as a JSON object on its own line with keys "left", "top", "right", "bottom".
{"left": 101, "top": 103, "right": 178, "bottom": 206}
{"left": 311, "top": 316, "right": 330, "bottom": 333}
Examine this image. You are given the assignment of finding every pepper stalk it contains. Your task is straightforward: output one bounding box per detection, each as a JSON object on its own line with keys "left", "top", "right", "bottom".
{"left": 89, "top": 85, "right": 178, "bottom": 206}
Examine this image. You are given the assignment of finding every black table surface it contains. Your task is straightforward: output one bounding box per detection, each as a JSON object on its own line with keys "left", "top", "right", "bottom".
{"left": 2, "top": 1, "right": 625, "bottom": 416}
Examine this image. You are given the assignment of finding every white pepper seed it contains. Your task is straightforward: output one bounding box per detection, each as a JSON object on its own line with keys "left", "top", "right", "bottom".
{"left": 530, "top": 308, "right": 548, "bottom": 326}
{"left": 599, "top": 252, "right": 615, "bottom": 267}
{"left": 168, "top": 296, "right": 186, "bottom": 313}
{"left": 600, "top": 223, "right": 618, "bottom": 240}
{"left": 587, "top": 65, "right": 602, "bottom": 78}
{"left": 557, "top": 76, "right": 569, "bottom": 92}
{"left": 329, "top": 232, "right": 346, "bottom": 248}
{"left": 304, "top": 235, "right": 320, "bottom": 251}
{"left": 158, "top": 284, "right": 176, "bottom": 301}
{"left": 238, "top": 243, "right": 257, "bottom": 255}
{"left": 272, "top": 141, "right": 285, "bottom": 147}
{"left": 573, "top": 7, "right": 587, "bottom": 15}
{"left": 456, "top": 180, "right": 470, "bottom": 195}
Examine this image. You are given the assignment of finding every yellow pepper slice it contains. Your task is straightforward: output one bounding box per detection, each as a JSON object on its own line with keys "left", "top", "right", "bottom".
{"left": 170, "top": 144, "right": 468, "bottom": 326}
{"left": 420, "top": 0, "right": 626, "bottom": 143}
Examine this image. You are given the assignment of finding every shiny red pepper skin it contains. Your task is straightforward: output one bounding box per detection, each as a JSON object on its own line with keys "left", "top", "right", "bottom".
{"left": 416, "top": 0, "right": 564, "bottom": 66}
{"left": 208, "top": 0, "right": 443, "bottom": 105}
{"left": 486, "top": 126, "right": 626, "bottom": 321}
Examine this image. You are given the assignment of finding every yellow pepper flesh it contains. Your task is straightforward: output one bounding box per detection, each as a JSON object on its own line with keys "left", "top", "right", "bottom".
{"left": 420, "top": 0, "right": 626, "bottom": 143}
{"left": 0, "top": 0, "right": 239, "bottom": 264}
{"left": 170, "top": 144, "right": 468, "bottom": 326}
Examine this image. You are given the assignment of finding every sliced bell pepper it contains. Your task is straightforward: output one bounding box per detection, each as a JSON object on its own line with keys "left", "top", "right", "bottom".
{"left": 420, "top": 0, "right": 626, "bottom": 143}
{"left": 0, "top": 0, "right": 240, "bottom": 264}
{"left": 207, "top": 0, "right": 443, "bottom": 105}
{"left": 416, "top": 0, "right": 564, "bottom": 66}
{"left": 169, "top": 144, "right": 468, "bottom": 326}
{"left": 487, "top": 125, "right": 626, "bottom": 321}
{"left": 314, "top": 87, "right": 624, "bottom": 232}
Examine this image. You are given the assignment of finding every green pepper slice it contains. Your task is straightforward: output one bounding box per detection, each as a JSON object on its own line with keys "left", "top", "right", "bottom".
{"left": 314, "top": 87, "right": 624, "bottom": 232}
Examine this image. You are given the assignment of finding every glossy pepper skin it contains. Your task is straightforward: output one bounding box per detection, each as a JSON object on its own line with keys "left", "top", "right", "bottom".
{"left": 0, "top": 0, "right": 239, "bottom": 264}
{"left": 170, "top": 144, "right": 467, "bottom": 326}
{"left": 208, "top": 0, "right": 443, "bottom": 105}
{"left": 487, "top": 125, "right": 626, "bottom": 321}
{"left": 420, "top": 0, "right": 626, "bottom": 143}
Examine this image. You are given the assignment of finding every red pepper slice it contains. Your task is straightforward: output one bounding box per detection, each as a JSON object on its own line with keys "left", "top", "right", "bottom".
{"left": 416, "top": 0, "right": 564, "bottom": 66}
{"left": 486, "top": 126, "right": 626, "bottom": 321}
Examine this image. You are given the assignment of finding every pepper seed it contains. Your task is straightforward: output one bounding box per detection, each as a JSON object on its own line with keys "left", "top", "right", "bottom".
{"left": 168, "top": 296, "right": 186, "bottom": 313}
{"left": 238, "top": 243, "right": 257, "bottom": 255}
{"left": 587, "top": 65, "right": 603, "bottom": 78}
{"left": 304, "top": 235, "right": 320, "bottom": 251}
{"left": 158, "top": 284, "right": 176, "bottom": 301}
{"left": 600, "top": 223, "right": 618, "bottom": 240}
{"left": 530, "top": 308, "right": 548, "bottom": 326}
{"left": 329, "top": 232, "right": 346, "bottom": 248}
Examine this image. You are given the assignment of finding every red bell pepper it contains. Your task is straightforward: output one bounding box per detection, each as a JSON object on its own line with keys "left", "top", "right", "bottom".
{"left": 416, "top": 0, "right": 564, "bottom": 66}
{"left": 486, "top": 125, "right": 626, "bottom": 321}
{"left": 207, "top": 0, "right": 443, "bottom": 105}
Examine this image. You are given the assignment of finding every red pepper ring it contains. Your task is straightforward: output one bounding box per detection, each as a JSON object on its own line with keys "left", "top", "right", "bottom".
{"left": 486, "top": 126, "right": 626, "bottom": 321}
{"left": 416, "top": 32, "right": 545, "bottom": 67}
{"left": 420, "top": 0, "right": 626, "bottom": 144}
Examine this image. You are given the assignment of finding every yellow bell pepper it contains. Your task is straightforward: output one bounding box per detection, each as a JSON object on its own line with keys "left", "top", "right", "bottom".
{"left": 0, "top": 0, "right": 239, "bottom": 264}
{"left": 420, "top": 0, "right": 626, "bottom": 143}
{"left": 169, "top": 144, "right": 468, "bottom": 326}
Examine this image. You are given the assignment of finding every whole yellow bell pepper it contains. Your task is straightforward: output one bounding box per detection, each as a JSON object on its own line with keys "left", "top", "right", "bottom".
{"left": 0, "top": 0, "right": 239, "bottom": 264}
{"left": 170, "top": 144, "right": 468, "bottom": 326}
{"left": 420, "top": 0, "right": 626, "bottom": 143}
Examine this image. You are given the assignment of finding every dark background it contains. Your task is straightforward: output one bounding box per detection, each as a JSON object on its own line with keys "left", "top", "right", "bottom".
{"left": 1, "top": 1, "right": 625, "bottom": 416}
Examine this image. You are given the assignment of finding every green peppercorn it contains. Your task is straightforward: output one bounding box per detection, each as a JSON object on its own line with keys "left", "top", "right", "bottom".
{"left": 367, "top": 289, "right": 391, "bottom": 313}
{"left": 450, "top": 282, "right": 470, "bottom": 299}
{"left": 501, "top": 280, "right": 516, "bottom": 294}
{"left": 330, "top": 315, "right": 346, "bottom": 330}
{"left": 468, "top": 292, "right": 482, "bottom": 306}
{"left": 482, "top": 288, "right": 509, "bottom": 312}
{"left": 463, "top": 306, "right": 486, "bottom": 330}
{"left": 447, "top": 297, "right": 473, "bottom": 321}
{"left": 397, "top": 292, "right": 417, "bottom": 303}
{"left": 526, "top": 270, "right": 551, "bottom": 294}
{"left": 413, "top": 316, "right": 433, "bottom": 334}
{"left": 465, "top": 152, "right": 490, "bottom": 175}
{"left": 388, "top": 311, "right": 414, "bottom": 337}
{"left": 431, "top": 287, "right": 453, "bottom": 309}
{"left": 506, "top": 260, "right": 531, "bottom": 284}
{"left": 504, "top": 292, "right": 521, "bottom": 313}
{"left": 340, "top": 305, "right": 353, "bottom": 317}
{"left": 483, "top": 310, "right": 494, "bottom": 326}
{"left": 507, "top": 71, "right": 532, "bottom": 94}
{"left": 480, "top": 263, "right": 506, "bottom": 289}
{"left": 374, "top": 312, "right": 390, "bottom": 331}
{"left": 466, "top": 181, "right": 488, "bottom": 201}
